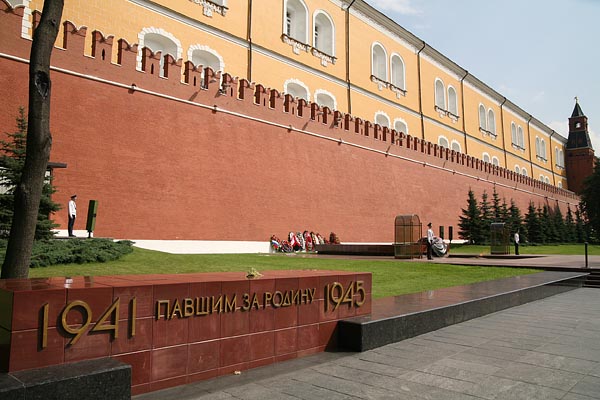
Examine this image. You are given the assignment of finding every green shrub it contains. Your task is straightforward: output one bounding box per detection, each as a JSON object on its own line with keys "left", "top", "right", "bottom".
{"left": 0, "top": 238, "right": 133, "bottom": 268}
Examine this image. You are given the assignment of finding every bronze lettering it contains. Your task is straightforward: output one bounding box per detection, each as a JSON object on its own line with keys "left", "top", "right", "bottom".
{"left": 282, "top": 291, "right": 292, "bottom": 307}
{"left": 196, "top": 297, "right": 209, "bottom": 315}
{"left": 61, "top": 300, "right": 92, "bottom": 345}
{"left": 272, "top": 291, "right": 283, "bottom": 308}
{"left": 156, "top": 300, "right": 170, "bottom": 320}
{"left": 264, "top": 292, "right": 272, "bottom": 308}
{"left": 130, "top": 297, "right": 137, "bottom": 337}
{"left": 291, "top": 290, "right": 300, "bottom": 305}
{"left": 355, "top": 281, "right": 366, "bottom": 307}
{"left": 225, "top": 294, "right": 237, "bottom": 313}
{"left": 250, "top": 292, "right": 260, "bottom": 310}
{"left": 41, "top": 303, "right": 49, "bottom": 349}
{"left": 184, "top": 298, "right": 195, "bottom": 317}
{"left": 307, "top": 288, "right": 315, "bottom": 303}
{"left": 241, "top": 293, "right": 251, "bottom": 312}
{"left": 170, "top": 299, "right": 183, "bottom": 319}
{"left": 212, "top": 295, "right": 223, "bottom": 313}
{"left": 91, "top": 297, "right": 120, "bottom": 338}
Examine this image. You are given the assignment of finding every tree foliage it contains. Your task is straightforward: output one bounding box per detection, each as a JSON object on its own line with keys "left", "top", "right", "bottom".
{"left": 0, "top": 108, "right": 60, "bottom": 240}
{"left": 1, "top": 0, "right": 64, "bottom": 279}
{"left": 458, "top": 189, "right": 483, "bottom": 244}
{"left": 579, "top": 157, "right": 600, "bottom": 242}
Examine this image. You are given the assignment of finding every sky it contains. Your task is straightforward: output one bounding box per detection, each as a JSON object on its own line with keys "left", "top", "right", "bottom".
{"left": 367, "top": 0, "right": 599, "bottom": 150}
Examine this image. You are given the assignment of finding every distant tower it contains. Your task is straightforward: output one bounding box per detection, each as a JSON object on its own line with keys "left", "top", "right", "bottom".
{"left": 566, "top": 99, "right": 595, "bottom": 194}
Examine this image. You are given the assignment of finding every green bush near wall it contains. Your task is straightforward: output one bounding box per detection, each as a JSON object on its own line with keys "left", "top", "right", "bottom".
{"left": 0, "top": 238, "right": 134, "bottom": 268}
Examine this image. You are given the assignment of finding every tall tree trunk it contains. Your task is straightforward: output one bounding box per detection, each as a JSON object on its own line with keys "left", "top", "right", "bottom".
{"left": 1, "top": 0, "right": 64, "bottom": 279}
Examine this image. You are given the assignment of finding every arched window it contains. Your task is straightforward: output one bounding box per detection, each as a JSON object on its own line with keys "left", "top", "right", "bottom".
{"left": 285, "top": 0, "right": 308, "bottom": 43}
{"left": 371, "top": 43, "right": 387, "bottom": 81}
{"left": 515, "top": 165, "right": 521, "bottom": 174}
{"left": 189, "top": 45, "right": 224, "bottom": 76}
{"left": 511, "top": 122, "right": 517, "bottom": 145}
{"left": 517, "top": 126, "right": 525, "bottom": 148}
{"left": 482, "top": 153, "right": 491, "bottom": 163}
{"left": 491, "top": 157, "right": 499, "bottom": 166}
{"left": 540, "top": 139, "right": 546, "bottom": 159}
{"left": 447, "top": 86, "right": 458, "bottom": 116}
{"left": 434, "top": 79, "right": 446, "bottom": 110}
{"left": 487, "top": 109, "right": 496, "bottom": 135}
{"left": 374, "top": 111, "right": 390, "bottom": 128}
{"left": 438, "top": 136, "right": 449, "bottom": 148}
{"left": 139, "top": 30, "right": 181, "bottom": 77}
{"left": 535, "top": 137, "right": 541, "bottom": 157}
{"left": 284, "top": 79, "right": 310, "bottom": 101}
{"left": 313, "top": 11, "right": 334, "bottom": 56}
{"left": 315, "top": 90, "right": 336, "bottom": 110}
{"left": 558, "top": 149, "right": 564, "bottom": 167}
{"left": 521, "top": 167, "right": 528, "bottom": 177}
{"left": 451, "top": 140, "right": 461, "bottom": 153}
{"left": 558, "top": 182, "right": 563, "bottom": 189}
{"left": 394, "top": 119, "right": 408, "bottom": 135}
{"left": 545, "top": 177, "right": 550, "bottom": 184}
{"left": 479, "top": 104, "right": 487, "bottom": 130}
{"left": 390, "top": 54, "right": 405, "bottom": 89}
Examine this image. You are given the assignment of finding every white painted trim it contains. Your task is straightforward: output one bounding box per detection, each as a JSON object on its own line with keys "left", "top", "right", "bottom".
{"left": 393, "top": 117, "right": 408, "bottom": 135}
{"left": 374, "top": 110, "right": 390, "bottom": 127}
{"left": 284, "top": 78, "right": 310, "bottom": 101}
{"left": 434, "top": 77, "right": 446, "bottom": 109}
{"left": 314, "top": 88, "right": 337, "bottom": 110}
{"left": 447, "top": 85, "right": 458, "bottom": 116}
{"left": 438, "top": 135, "right": 449, "bottom": 148}
{"left": 389, "top": 52, "right": 405, "bottom": 90}
{"left": 284, "top": 0, "right": 309, "bottom": 44}
{"left": 137, "top": 27, "right": 183, "bottom": 71}
{"left": 312, "top": 9, "right": 335, "bottom": 56}
{"left": 188, "top": 44, "right": 225, "bottom": 71}
{"left": 450, "top": 139, "right": 461, "bottom": 153}
{"left": 371, "top": 41, "right": 388, "bottom": 81}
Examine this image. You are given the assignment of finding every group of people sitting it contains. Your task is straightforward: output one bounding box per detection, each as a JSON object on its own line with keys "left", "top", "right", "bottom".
{"left": 270, "top": 231, "right": 340, "bottom": 253}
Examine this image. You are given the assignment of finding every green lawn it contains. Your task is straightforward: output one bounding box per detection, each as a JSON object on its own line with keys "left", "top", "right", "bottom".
{"left": 27, "top": 248, "right": 539, "bottom": 299}
{"left": 450, "top": 243, "right": 600, "bottom": 255}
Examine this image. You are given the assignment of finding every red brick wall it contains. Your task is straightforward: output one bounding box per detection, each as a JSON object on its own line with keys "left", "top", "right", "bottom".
{"left": 0, "top": 5, "right": 579, "bottom": 242}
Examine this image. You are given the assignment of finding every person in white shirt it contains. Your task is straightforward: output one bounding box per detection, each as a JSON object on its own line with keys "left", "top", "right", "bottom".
{"left": 514, "top": 231, "right": 520, "bottom": 255}
{"left": 426, "top": 222, "right": 434, "bottom": 260}
{"left": 68, "top": 195, "right": 77, "bottom": 237}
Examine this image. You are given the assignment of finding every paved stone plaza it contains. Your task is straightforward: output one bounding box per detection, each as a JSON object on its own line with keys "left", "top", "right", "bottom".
{"left": 137, "top": 287, "right": 600, "bottom": 400}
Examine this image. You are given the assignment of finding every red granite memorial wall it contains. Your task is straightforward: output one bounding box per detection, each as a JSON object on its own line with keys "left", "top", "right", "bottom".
{"left": 0, "top": 270, "right": 372, "bottom": 395}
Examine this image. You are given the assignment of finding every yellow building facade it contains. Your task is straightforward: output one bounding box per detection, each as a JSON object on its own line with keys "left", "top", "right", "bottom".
{"left": 12, "top": 0, "right": 568, "bottom": 189}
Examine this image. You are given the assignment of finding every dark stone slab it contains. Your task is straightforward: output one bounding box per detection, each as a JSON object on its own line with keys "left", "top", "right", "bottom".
{"left": 338, "top": 271, "right": 587, "bottom": 351}
{"left": 315, "top": 244, "right": 394, "bottom": 256}
{"left": 2, "top": 358, "right": 130, "bottom": 400}
{"left": 0, "top": 373, "right": 23, "bottom": 400}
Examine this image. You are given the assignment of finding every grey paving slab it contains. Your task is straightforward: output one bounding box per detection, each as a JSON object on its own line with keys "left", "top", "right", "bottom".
{"left": 135, "top": 288, "right": 600, "bottom": 400}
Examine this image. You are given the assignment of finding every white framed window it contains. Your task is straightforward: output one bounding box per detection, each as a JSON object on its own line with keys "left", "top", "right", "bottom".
{"left": 514, "top": 165, "right": 521, "bottom": 174}
{"left": 447, "top": 86, "right": 458, "bottom": 116}
{"left": 545, "top": 177, "right": 550, "bottom": 184}
{"left": 284, "top": 0, "right": 309, "bottom": 43}
{"left": 284, "top": 79, "right": 310, "bottom": 101}
{"left": 540, "top": 174, "right": 545, "bottom": 181}
{"left": 313, "top": 10, "right": 334, "bottom": 55}
{"left": 521, "top": 167, "right": 528, "bottom": 177}
{"left": 482, "top": 153, "right": 491, "bottom": 163}
{"left": 451, "top": 140, "right": 461, "bottom": 153}
{"left": 371, "top": 43, "right": 387, "bottom": 81}
{"left": 479, "top": 104, "right": 487, "bottom": 130}
{"left": 540, "top": 139, "right": 546, "bottom": 159}
{"left": 438, "top": 136, "right": 449, "bottom": 148}
{"left": 558, "top": 181, "right": 563, "bottom": 189}
{"left": 390, "top": 54, "right": 405, "bottom": 90}
{"left": 434, "top": 78, "right": 446, "bottom": 110}
{"left": 374, "top": 111, "right": 390, "bottom": 128}
{"left": 314, "top": 89, "right": 336, "bottom": 110}
{"left": 535, "top": 137, "right": 541, "bottom": 157}
{"left": 138, "top": 29, "right": 182, "bottom": 77}
{"left": 517, "top": 126, "right": 525, "bottom": 149}
{"left": 492, "top": 157, "right": 499, "bottom": 166}
{"left": 189, "top": 45, "right": 224, "bottom": 76}
{"left": 394, "top": 118, "right": 408, "bottom": 135}
{"left": 487, "top": 109, "right": 496, "bottom": 135}
{"left": 511, "top": 122, "right": 517, "bottom": 145}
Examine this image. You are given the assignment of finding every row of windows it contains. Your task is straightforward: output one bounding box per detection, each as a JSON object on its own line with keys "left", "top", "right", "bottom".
{"left": 285, "top": 0, "right": 335, "bottom": 56}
